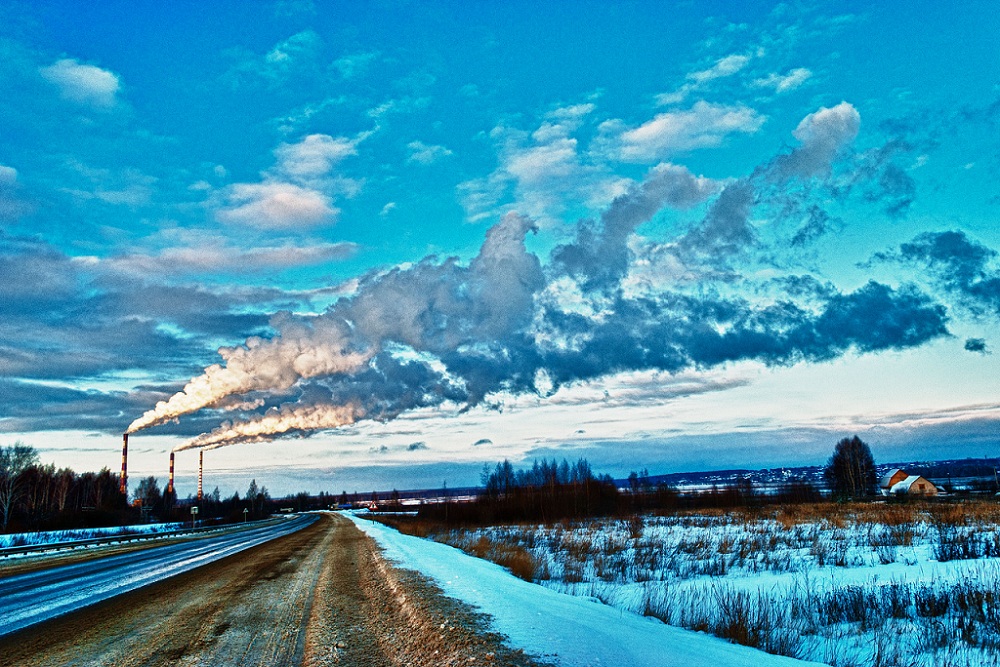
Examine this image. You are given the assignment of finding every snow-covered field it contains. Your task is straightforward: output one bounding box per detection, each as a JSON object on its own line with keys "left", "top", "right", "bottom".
{"left": 365, "top": 503, "right": 1000, "bottom": 667}
{"left": 348, "top": 511, "right": 826, "bottom": 667}
{"left": 0, "top": 522, "right": 183, "bottom": 549}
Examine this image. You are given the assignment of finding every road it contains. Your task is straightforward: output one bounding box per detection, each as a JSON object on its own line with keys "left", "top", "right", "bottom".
{"left": 0, "top": 512, "right": 543, "bottom": 667}
{"left": 0, "top": 514, "right": 317, "bottom": 638}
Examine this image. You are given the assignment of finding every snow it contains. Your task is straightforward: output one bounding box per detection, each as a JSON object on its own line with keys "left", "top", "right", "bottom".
{"left": 0, "top": 522, "right": 184, "bottom": 549}
{"left": 346, "top": 512, "right": 825, "bottom": 667}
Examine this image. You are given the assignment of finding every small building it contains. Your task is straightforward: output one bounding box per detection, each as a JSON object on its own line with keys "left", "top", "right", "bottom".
{"left": 889, "top": 475, "right": 939, "bottom": 497}
{"left": 879, "top": 469, "right": 908, "bottom": 495}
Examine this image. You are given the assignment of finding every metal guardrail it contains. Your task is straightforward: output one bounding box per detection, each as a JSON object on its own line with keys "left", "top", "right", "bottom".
{"left": 0, "top": 517, "right": 282, "bottom": 558}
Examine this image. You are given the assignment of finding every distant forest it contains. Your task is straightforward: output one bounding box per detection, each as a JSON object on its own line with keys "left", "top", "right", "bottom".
{"left": 0, "top": 442, "right": 273, "bottom": 533}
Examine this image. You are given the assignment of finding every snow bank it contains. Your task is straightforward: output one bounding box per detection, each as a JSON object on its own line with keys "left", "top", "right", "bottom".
{"left": 0, "top": 522, "right": 184, "bottom": 549}
{"left": 346, "top": 512, "right": 825, "bottom": 667}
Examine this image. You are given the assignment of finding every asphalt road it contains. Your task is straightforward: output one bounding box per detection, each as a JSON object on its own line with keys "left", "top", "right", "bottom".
{"left": 0, "top": 514, "right": 317, "bottom": 638}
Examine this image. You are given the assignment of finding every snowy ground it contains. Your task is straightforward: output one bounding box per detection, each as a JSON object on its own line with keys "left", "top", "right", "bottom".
{"left": 408, "top": 506, "right": 1000, "bottom": 667}
{"left": 0, "top": 522, "right": 183, "bottom": 549}
{"left": 347, "top": 511, "right": 827, "bottom": 667}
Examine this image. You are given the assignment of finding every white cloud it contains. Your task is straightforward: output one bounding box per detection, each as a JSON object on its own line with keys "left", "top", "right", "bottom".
{"left": 505, "top": 138, "right": 579, "bottom": 185}
{"left": 754, "top": 68, "right": 812, "bottom": 93}
{"left": 213, "top": 131, "right": 366, "bottom": 229}
{"left": 367, "top": 96, "right": 431, "bottom": 119}
{"left": 223, "top": 30, "right": 322, "bottom": 87}
{"left": 275, "top": 134, "right": 359, "bottom": 180}
{"left": 107, "top": 240, "right": 356, "bottom": 275}
{"left": 217, "top": 182, "right": 337, "bottom": 228}
{"left": 380, "top": 202, "right": 397, "bottom": 217}
{"left": 688, "top": 54, "right": 750, "bottom": 83}
{"left": 40, "top": 58, "right": 120, "bottom": 107}
{"left": 617, "top": 101, "right": 765, "bottom": 161}
{"left": 778, "top": 101, "right": 860, "bottom": 178}
{"left": 655, "top": 55, "right": 751, "bottom": 105}
{"left": 407, "top": 140, "right": 453, "bottom": 165}
{"left": 548, "top": 103, "right": 597, "bottom": 121}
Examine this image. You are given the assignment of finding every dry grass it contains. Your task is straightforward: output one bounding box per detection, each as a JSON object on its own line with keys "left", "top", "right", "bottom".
{"left": 402, "top": 500, "right": 1000, "bottom": 667}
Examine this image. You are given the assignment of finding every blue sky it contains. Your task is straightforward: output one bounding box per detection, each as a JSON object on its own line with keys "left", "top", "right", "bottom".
{"left": 1, "top": 1, "right": 998, "bottom": 496}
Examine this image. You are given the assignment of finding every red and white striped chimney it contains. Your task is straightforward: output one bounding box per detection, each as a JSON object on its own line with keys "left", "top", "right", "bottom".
{"left": 167, "top": 451, "right": 175, "bottom": 495}
{"left": 119, "top": 433, "right": 128, "bottom": 495}
{"left": 197, "top": 450, "right": 203, "bottom": 501}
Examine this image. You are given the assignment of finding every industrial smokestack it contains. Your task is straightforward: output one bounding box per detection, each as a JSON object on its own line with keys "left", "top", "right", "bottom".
{"left": 197, "top": 450, "right": 203, "bottom": 501}
{"left": 167, "top": 452, "right": 175, "bottom": 495}
{"left": 120, "top": 433, "right": 128, "bottom": 495}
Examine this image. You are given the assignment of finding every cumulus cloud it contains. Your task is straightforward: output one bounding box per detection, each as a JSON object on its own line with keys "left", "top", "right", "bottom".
{"left": 132, "top": 185, "right": 949, "bottom": 451}
{"left": 617, "top": 101, "right": 765, "bottom": 161}
{"left": 40, "top": 58, "right": 120, "bottom": 107}
{"left": 677, "top": 180, "right": 756, "bottom": 258}
{"left": 104, "top": 102, "right": 956, "bottom": 451}
{"left": 274, "top": 134, "right": 359, "bottom": 180}
{"left": 215, "top": 131, "right": 367, "bottom": 228}
{"left": 217, "top": 182, "right": 337, "bottom": 228}
{"left": 766, "top": 102, "right": 860, "bottom": 180}
{"left": 554, "top": 163, "right": 718, "bottom": 288}
{"left": 458, "top": 107, "right": 620, "bottom": 223}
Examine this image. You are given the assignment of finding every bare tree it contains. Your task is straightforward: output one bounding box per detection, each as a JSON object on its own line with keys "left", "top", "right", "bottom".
{"left": 0, "top": 441, "right": 39, "bottom": 530}
{"left": 824, "top": 436, "right": 876, "bottom": 499}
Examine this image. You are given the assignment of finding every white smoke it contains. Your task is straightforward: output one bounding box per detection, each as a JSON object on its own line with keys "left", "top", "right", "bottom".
{"left": 174, "top": 402, "right": 363, "bottom": 451}
{"left": 127, "top": 327, "right": 370, "bottom": 433}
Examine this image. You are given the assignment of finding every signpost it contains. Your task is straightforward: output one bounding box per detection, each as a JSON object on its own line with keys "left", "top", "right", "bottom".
{"left": 190, "top": 505, "right": 199, "bottom": 529}
{"left": 243, "top": 507, "right": 249, "bottom": 523}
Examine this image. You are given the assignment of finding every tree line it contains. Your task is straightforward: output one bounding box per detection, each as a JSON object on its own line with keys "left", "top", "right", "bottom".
{"left": 0, "top": 442, "right": 128, "bottom": 532}
{"left": 0, "top": 441, "right": 274, "bottom": 533}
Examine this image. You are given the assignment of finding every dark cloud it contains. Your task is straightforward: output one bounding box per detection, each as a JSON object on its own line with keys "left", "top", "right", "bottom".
{"left": 407, "top": 441, "right": 428, "bottom": 451}
{"left": 790, "top": 205, "right": 835, "bottom": 247}
{"left": 846, "top": 141, "right": 917, "bottom": 218}
{"left": 677, "top": 180, "right": 756, "bottom": 258}
{"left": 473, "top": 438, "right": 493, "bottom": 447}
{"left": 965, "top": 338, "right": 989, "bottom": 354}
{"left": 877, "top": 230, "right": 1000, "bottom": 317}
{"left": 536, "top": 281, "right": 947, "bottom": 388}
{"left": 0, "top": 235, "right": 277, "bottom": 382}
{"left": 553, "top": 164, "right": 716, "bottom": 289}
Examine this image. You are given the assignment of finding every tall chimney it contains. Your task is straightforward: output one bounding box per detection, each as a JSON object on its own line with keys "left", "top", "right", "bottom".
{"left": 167, "top": 452, "right": 175, "bottom": 495}
{"left": 197, "top": 450, "right": 203, "bottom": 502}
{"left": 119, "top": 433, "right": 128, "bottom": 495}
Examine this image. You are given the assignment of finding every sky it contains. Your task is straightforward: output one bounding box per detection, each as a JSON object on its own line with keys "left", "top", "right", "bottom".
{"left": 1, "top": 0, "right": 999, "bottom": 497}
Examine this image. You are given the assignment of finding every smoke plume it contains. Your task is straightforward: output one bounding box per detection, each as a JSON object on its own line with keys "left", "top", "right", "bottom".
{"left": 174, "top": 402, "right": 363, "bottom": 451}
{"left": 127, "top": 324, "right": 369, "bottom": 433}
{"left": 132, "top": 104, "right": 956, "bottom": 450}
